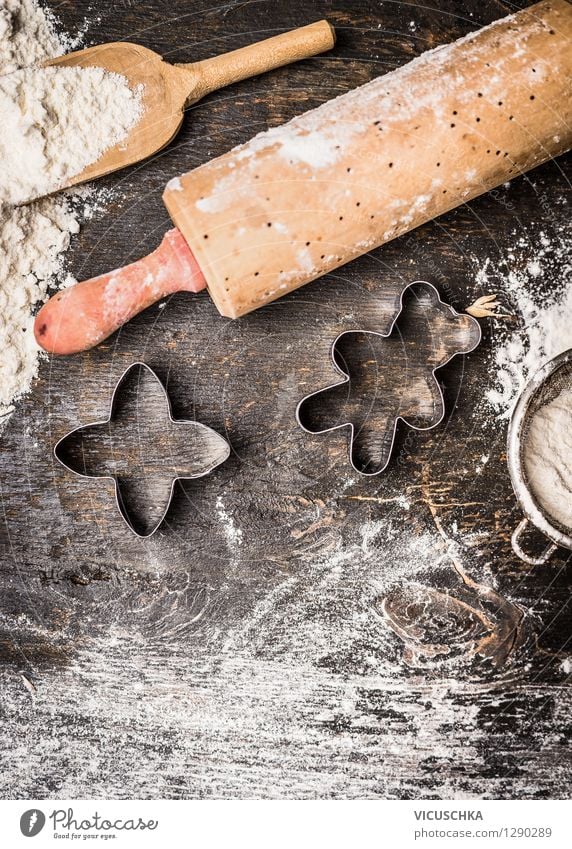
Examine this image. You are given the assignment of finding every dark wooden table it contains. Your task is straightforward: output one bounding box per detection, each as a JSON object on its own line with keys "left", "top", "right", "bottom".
{"left": 1, "top": 0, "right": 570, "bottom": 799}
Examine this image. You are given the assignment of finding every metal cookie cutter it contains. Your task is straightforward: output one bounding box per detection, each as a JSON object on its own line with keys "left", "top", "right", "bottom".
{"left": 296, "top": 281, "right": 481, "bottom": 475}
{"left": 508, "top": 350, "right": 572, "bottom": 565}
{"left": 54, "top": 362, "right": 230, "bottom": 537}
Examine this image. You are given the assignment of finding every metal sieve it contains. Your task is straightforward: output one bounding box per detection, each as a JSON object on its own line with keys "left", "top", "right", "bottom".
{"left": 507, "top": 349, "right": 572, "bottom": 565}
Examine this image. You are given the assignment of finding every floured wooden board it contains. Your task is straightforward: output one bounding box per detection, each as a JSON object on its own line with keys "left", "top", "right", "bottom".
{"left": 1, "top": 0, "right": 571, "bottom": 801}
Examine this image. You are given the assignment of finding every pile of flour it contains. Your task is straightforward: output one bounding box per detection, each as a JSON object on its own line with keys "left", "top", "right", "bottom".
{"left": 0, "top": 64, "right": 142, "bottom": 204}
{"left": 0, "top": 0, "right": 62, "bottom": 72}
{"left": 0, "top": 0, "right": 141, "bottom": 427}
{"left": 524, "top": 387, "right": 572, "bottom": 531}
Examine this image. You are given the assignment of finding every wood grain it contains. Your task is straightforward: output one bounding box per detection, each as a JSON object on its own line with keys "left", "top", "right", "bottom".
{"left": 0, "top": 0, "right": 570, "bottom": 800}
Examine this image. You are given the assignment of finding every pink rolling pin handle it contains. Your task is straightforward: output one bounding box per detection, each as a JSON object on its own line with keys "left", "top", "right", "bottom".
{"left": 34, "top": 228, "right": 207, "bottom": 355}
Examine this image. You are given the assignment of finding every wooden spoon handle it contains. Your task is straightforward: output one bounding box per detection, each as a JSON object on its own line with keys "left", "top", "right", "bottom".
{"left": 34, "top": 229, "right": 206, "bottom": 355}
{"left": 181, "top": 20, "right": 335, "bottom": 103}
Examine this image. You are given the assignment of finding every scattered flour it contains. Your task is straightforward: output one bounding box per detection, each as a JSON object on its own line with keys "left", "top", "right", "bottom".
{"left": 482, "top": 221, "right": 572, "bottom": 419}
{"left": 0, "top": 198, "right": 79, "bottom": 424}
{"left": 524, "top": 388, "right": 572, "bottom": 531}
{"left": 221, "top": 502, "right": 517, "bottom": 681}
{"left": 216, "top": 495, "right": 243, "bottom": 547}
{"left": 0, "top": 0, "right": 140, "bottom": 427}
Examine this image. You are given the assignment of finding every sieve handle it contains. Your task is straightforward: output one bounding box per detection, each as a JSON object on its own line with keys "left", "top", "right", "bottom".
{"left": 511, "top": 518, "right": 557, "bottom": 566}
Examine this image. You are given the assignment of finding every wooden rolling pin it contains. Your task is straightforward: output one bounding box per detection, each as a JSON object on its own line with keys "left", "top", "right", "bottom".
{"left": 36, "top": 0, "right": 572, "bottom": 355}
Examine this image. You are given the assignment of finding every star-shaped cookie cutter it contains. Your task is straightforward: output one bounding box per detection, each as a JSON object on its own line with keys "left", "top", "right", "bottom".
{"left": 296, "top": 281, "right": 481, "bottom": 476}
{"left": 54, "top": 362, "right": 231, "bottom": 537}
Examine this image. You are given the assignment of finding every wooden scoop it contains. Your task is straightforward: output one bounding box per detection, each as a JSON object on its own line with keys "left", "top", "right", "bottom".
{"left": 48, "top": 20, "right": 335, "bottom": 190}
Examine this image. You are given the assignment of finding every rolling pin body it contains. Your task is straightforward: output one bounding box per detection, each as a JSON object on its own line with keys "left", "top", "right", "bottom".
{"left": 165, "top": 0, "right": 572, "bottom": 318}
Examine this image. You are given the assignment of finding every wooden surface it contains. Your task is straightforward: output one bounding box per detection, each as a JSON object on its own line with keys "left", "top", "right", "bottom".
{"left": 1, "top": 0, "right": 571, "bottom": 799}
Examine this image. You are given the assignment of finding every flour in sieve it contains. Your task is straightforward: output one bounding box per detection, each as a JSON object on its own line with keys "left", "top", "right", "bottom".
{"left": 524, "top": 387, "right": 572, "bottom": 531}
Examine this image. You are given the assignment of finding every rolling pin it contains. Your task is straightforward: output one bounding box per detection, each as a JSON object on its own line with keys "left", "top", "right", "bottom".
{"left": 35, "top": 0, "right": 572, "bottom": 355}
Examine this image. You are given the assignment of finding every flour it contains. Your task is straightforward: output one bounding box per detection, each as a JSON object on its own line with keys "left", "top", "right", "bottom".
{"left": 481, "top": 221, "right": 572, "bottom": 419}
{"left": 524, "top": 388, "right": 572, "bottom": 531}
{"left": 0, "top": 65, "right": 143, "bottom": 204}
{"left": 0, "top": 0, "right": 140, "bottom": 426}
{"left": 0, "top": 198, "right": 79, "bottom": 422}
{"left": 215, "top": 496, "right": 243, "bottom": 547}
{"left": 0, "top": 0, "right": 62, "bottom": 73}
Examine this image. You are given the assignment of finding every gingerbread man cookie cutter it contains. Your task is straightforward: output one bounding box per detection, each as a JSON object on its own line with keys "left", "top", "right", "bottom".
{"left": 296, "top": 281, "right": 481, "bottom": 476}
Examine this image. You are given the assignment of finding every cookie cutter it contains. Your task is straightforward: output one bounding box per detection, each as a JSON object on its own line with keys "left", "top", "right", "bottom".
{"left": 508, "top": 349, "right": 572, "bottom": 565}
{"left": 54, "top": 362, "right": 230, "bottom": 538}
{"left": 296, "top": 280, "right": 481, "bottom": 475}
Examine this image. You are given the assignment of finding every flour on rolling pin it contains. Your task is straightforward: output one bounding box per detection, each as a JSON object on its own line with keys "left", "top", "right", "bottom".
{"left": 164, "top": 0, "right": 572, "bottom": 318}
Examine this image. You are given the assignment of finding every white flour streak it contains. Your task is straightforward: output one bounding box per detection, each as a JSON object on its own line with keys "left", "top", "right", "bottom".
{"left": 481, "top": 222, "right": 572, "bottom": 419}
{"left": 224, "top": 518, "right": 446, "bottom": 666}
{"left": 216, "top": 495, "right": 243, "bottom": 548}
